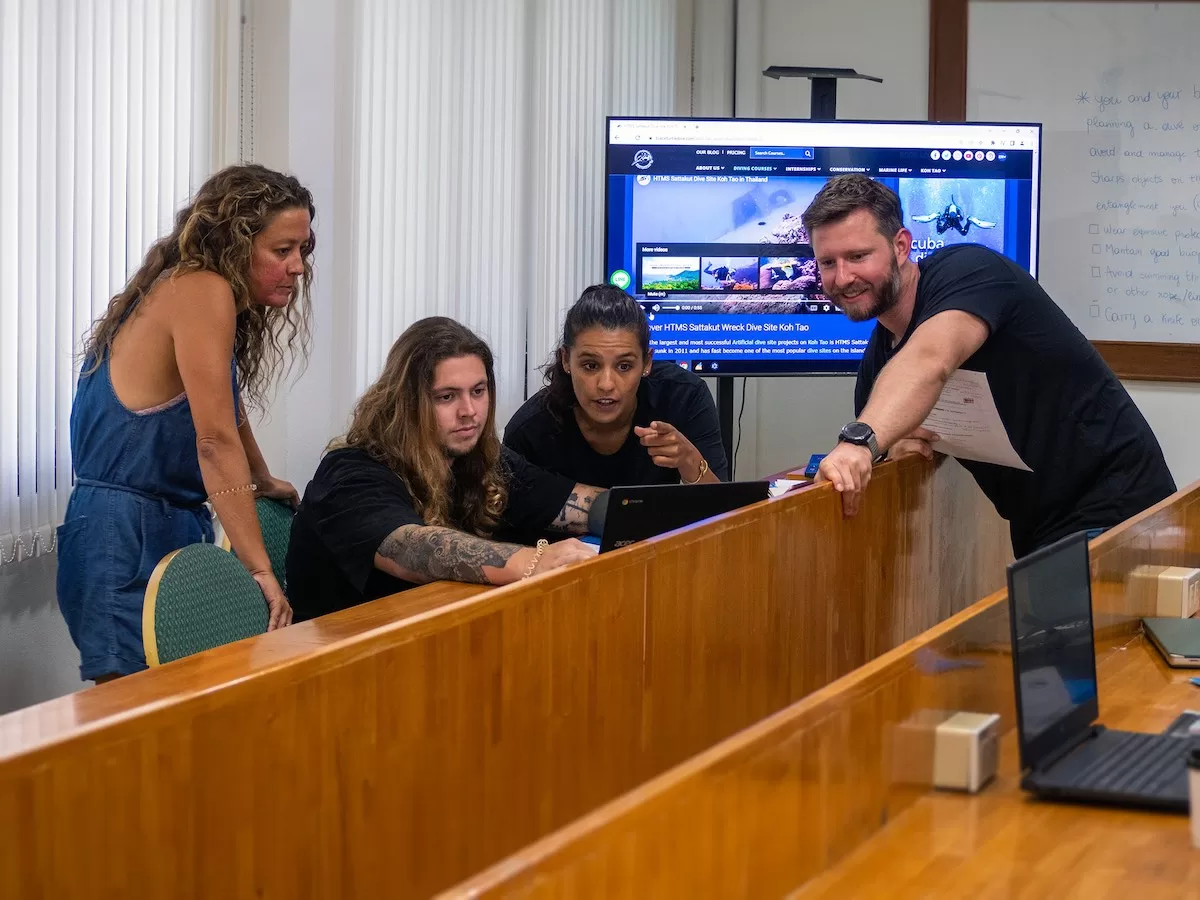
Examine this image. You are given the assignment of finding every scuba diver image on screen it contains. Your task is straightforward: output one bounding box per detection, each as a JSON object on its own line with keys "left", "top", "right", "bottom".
{"left": 912, "top": 196, "right": 995, "bottom": 236}
{"left": 701, "top": 257, "right": 758, "bottom": 291}
{"left": 899, "top": 178, "right": 1006, "bottom": 258}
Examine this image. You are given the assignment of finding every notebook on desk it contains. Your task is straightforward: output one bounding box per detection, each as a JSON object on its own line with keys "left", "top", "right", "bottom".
{"left": 587, "top": 481, "right": 769, "bottom": 554}
{"left": 1007, "top": 530, "right": 1200, "bottom": 812}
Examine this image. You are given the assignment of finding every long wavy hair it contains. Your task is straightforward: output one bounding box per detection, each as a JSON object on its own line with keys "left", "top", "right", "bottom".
{"left": 81, "top": 163, "right": 316, "bottom": 410}
{"left": 341, "top": 317, "right": 507, "bottom": 534}
{"left": 542, "top": 283, "right": 651, "bottom": 423}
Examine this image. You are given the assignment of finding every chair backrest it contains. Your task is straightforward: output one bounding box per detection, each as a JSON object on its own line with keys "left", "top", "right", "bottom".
{"left": 143, "top": 543, "right": 269, "bottom": 666}
{"left": 215, "top": 497, "right": 295, "bottom": 588}
{"left": 255, "top": 498, "right": 295, "bottom": 588}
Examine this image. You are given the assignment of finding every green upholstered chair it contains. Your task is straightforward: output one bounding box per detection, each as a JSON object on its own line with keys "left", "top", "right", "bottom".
{"left": 143, "top": 543, "right": 268, "bottom": 666}
{"left": 216, "top": 497, "right": 295, "bottom": 589}
{"left": 253, "top": 497, "right": 295, "bottom": 589}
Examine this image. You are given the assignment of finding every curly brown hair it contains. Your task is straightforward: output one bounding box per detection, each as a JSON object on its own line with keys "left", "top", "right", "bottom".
{"left": 340, "top": 317, "right": 507, "bottom": 535}
{"left": 81, "top": 163, "right": 316, "bottom": 410}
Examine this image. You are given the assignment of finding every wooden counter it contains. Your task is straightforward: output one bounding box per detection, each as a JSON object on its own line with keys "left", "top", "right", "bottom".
{"left": 444, "top": 480, "right": 1200, "bottom": 899}
{"left": 0, "top": 456, "right": 1009, "bottom": 899}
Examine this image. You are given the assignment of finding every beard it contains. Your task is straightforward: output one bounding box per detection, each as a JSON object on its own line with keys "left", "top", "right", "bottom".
{"left": 445, "top": 438, "right": 480, "bottom": 459}
{"left": 828, "top": 254, "right": 902, "bottom": 323}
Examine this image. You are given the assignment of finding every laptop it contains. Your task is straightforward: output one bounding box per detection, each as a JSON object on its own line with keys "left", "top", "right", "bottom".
{"left": 586, "top": 480, "right": 770, "bottom": 554}
{"left": 1142, "top": 617, "right": 1200, "bottom": 669}
{"left": 1007, "top": 530, "right": 1200, "bottom": 812}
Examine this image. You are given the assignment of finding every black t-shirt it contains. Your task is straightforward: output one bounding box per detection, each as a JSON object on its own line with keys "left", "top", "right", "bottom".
{"left": 285, "top": 446, "right": 576, "bottom": 621}
{"left": 502, "top": 360, "right": 730, "bottom": 488}
{"left": 854, "top": 243, "right": 1175, "bottom": 557}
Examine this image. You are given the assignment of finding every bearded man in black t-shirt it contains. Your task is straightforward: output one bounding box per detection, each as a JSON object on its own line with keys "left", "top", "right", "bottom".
{"left": 801, "top": 174, "right": 1174, "bottom": 557}
{"left": 285, "top": 317, "right": 602, "bottom": 620}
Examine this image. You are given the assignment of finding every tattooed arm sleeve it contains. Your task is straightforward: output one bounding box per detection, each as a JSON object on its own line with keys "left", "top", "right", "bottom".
{"left": 374, "top": 525, "right": 528, "bottom": 585}
{"left": 547, "top": 485, "right": 606, "bottom": 535}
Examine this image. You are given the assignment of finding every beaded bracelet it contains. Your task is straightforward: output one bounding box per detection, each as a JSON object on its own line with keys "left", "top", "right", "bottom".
{"left": 522, "top": 538, "right": 550, "bottom": 579}
{"left": 207, "top": 483, "right": 257, "bottom": 500}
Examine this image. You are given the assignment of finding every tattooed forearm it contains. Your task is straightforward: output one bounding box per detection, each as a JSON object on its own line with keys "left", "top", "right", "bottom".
{"left": 550, "top": 485, "right": 605, "bottom": 534}
{"left": 375, "top": 525, "right": 525, "bottom": 585}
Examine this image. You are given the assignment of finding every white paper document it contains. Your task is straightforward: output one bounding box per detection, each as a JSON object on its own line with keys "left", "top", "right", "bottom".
{"left": 918, "top": 369, "right": 1031, "bottom": 472}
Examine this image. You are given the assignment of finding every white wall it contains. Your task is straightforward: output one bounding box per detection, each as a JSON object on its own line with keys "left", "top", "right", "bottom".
{"left": 241, "top": 0, "right": 357, "bottom": 495}
{"left": 1125, "top": 383, "right": 1200, "bottom": 488}
{"left": 0, "top": 555, "right": 86, "bottom": 714}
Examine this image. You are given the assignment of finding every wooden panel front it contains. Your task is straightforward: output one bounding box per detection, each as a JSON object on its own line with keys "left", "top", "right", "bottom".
{"left": 446, "top": 482, "right": 1200, "bottom": 899}
{"left": 0, "top": 456, "right": 1009, "bottom": 899}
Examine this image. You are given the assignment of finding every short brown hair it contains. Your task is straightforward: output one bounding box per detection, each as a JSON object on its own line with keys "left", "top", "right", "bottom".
{"left": 801, "top": 174, "right": 904, "bottom": 240}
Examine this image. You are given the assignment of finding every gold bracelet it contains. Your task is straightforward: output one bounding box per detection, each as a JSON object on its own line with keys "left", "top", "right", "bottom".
{"left": 207, "top": 483, "right": 257, "bottom": 500}
{"left": 685, "top": 458, "right": 709, "bottom": 484}
{"left": 522, "top": 539, "right": 549, "bottom": 579}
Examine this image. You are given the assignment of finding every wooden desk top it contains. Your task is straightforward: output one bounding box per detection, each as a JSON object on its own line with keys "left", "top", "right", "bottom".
{"left": 0, "top": 580, "right": 487, "bottom": 757}
{"left": 792, "top": 636, "right": 1200, "bottom": 899}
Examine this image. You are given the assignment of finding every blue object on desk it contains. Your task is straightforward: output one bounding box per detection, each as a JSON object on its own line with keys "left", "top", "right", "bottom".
{"left": 1190, "top": 676, "right": 1200, "bottom": 688}
{"left": 803, "top": 453, "right": 826, "bottom": 478}
{"left": 580, "top": 534, "right": 601, "bottom": 547}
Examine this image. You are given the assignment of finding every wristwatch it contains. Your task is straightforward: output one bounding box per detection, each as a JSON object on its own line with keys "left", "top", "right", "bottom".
{"left": 838, "top": 421, "right": 879, "bottom": 460}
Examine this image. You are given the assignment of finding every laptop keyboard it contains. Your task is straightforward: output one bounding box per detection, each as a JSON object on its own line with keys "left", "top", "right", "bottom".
{"left": 1064, "top": 730, "right": 1198, "bottom": 797}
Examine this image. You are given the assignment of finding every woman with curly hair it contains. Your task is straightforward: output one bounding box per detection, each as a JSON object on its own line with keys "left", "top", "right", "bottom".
{"left": 57, "top": 163, "right": 315, "bottom": 682}
{"left": 284, "top": 317, "right": 601, "bottom": 622}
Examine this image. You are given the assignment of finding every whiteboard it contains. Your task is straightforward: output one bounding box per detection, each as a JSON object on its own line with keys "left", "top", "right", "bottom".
{"left": 967, "top": 1, "right": 1200, "bottom": 344}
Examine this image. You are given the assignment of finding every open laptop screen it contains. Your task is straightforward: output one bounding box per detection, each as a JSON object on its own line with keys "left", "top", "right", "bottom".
{"left": 1007, "top": 530, "right": 1100, "bottom": 769}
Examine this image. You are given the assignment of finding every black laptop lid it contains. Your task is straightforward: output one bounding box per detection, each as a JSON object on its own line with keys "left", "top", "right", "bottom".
{"left": 597, "top": 481, "right": 769, "bottom": 553}
{"left": 1006, "top": 530, "right": 1100, "bottom": 772}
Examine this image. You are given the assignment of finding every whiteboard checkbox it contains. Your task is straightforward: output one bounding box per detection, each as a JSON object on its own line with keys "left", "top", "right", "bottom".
{"left": 1091, "top": 267, "right": 1101, "bottom": 278}
{"left": 1090, "top": 304, "right": 1100, "bottom": 318}
{"left": 1089, "top": 224, "right": 1100, "bottom": 234}
{"left": 1092, "top": 244, "right": 1102, "bottom": 254}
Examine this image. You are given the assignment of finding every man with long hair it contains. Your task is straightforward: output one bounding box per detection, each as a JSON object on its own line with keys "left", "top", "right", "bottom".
{"left": 286, "top": 317, "right": 602, "bottom": 620}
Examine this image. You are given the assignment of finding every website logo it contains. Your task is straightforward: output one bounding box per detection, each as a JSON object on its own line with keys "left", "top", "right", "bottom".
{"left": 609, "top": 269, "right": 632, "bottom": 290}
{"left": 636, "top": 174, "right": 651, "bottom": 186}
{"left": 632, "top": 149, "right": 654, "bottom": 170}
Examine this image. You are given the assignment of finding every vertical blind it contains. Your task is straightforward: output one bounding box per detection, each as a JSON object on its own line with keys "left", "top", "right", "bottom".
{"left": 351, "top": 0, "right": 679, "bottom": 426}
{"left": 0, "top": 0, "right": 224, "bottom": 566}
{"left": 525, "top": 0, "right": 679, "bottom": 396}
{"left": 353, "top": 0, "right": 531, "bottom": 422}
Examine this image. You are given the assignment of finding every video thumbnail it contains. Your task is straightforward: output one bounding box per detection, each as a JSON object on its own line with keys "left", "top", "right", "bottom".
{"left": 759, "top": 257, "right": 820, "bottom": 292}
{"left": 701, "top": 257, "right": 758, "bottom": 291}
{"left": 641, "top": 256, "right": 700, "bottom": 291}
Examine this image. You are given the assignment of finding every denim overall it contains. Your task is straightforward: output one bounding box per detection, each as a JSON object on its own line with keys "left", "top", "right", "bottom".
{"left": 56, "top": 330, "right": 237, "bottom": 679}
